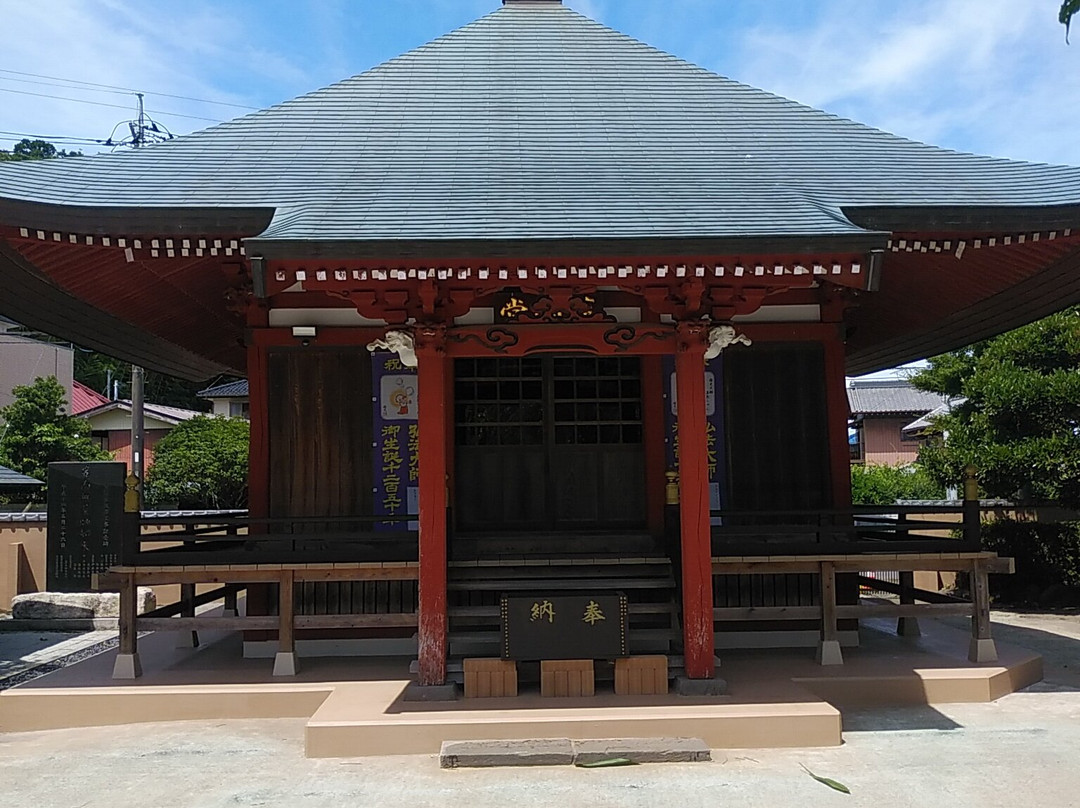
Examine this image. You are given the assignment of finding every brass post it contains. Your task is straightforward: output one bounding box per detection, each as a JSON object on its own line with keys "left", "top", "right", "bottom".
{"left": 962, "top": 465, "right": 980, "bottom": 549}
{"left": 665, "top": 470, "right": 680, "bottom": 505}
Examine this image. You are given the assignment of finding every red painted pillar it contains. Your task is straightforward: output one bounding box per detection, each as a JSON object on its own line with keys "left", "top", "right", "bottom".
{"left": 823, "top": 327, "right": 852, "bottom": 509}
{"left": 675, "top": 322, "right": 715, "bottom": 680}
{"left": 415, "top": 326, "right": 449, "bottom": 686}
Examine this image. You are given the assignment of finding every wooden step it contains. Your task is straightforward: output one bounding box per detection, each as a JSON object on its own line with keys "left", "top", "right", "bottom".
{"left": 448, "top": 577, "right": 673, "bottom": 591}
{"left": 449, "top": 602, "right": 675, "bottom": 619}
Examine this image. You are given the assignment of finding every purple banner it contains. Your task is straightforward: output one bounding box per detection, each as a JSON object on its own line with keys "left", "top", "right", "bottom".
{"left": 371, "top": 351, "right": 419, "bottom": 529}
{"left": 663, "top": 356, "right": 726, "bottom": 521}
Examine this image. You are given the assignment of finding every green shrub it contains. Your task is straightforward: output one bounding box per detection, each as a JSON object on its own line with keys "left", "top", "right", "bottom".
{"left": 850, "top": 464, "right": 945, "bottom": 506}
{"left": 979, "top": 518, "right": 1080, "bottom": 605}
{"left": 144, "top": 416, "right": 249, "bottom": 510}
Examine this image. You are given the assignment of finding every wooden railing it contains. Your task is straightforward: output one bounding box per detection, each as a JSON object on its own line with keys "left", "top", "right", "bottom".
{"left": 708, "top": 502, "right": 982, "bottom": 556}
{"left": 120, "top": 513, "right": 419, "bottom": 566}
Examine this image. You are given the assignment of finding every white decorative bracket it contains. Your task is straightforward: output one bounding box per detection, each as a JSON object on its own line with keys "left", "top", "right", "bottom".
{"left": 704, "top": 325, "right": 752, "bottom": 360}
{"left": 366, "top": 330, "right": 417, "bottom": 368}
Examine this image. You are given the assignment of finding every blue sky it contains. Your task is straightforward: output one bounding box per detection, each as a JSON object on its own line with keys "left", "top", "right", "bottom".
{"left": 1, "top": 0, "right": 1078, "bottom": 165}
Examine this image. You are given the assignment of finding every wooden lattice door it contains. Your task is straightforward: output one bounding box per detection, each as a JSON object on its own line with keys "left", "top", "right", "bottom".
{"left": 454, "top": 355, "right": 646, "bottom": 533}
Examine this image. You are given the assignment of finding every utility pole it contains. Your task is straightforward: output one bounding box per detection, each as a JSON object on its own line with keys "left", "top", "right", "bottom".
{"left": 130, "top": 365, "right": 145, "bottom": 509}
{"left": 105, "top": 92, "right": 173, "bottom": 150}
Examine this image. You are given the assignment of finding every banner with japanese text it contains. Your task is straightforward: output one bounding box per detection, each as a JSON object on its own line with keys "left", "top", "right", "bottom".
{"left": 371, "top": 351, "right": 419, "bottom": 529}
{"left": 663, "top": 356, "right": 726, "bottom": 523}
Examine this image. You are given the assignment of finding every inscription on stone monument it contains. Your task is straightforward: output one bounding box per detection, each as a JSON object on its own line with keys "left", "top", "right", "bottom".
{"left": 46, "top": 462, "right": 125, "bottom": 591}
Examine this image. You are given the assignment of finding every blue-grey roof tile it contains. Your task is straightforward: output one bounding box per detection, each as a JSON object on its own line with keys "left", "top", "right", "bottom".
{"left": 0, "top": 464, "right": 43, "bottom": 487}
{"left": 0, "top": 1, "right": 1078, "bottom": 244}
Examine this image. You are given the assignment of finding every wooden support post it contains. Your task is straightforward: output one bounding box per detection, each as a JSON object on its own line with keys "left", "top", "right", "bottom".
{"left": 247, "top": 342, "right": 271, "bottom": 526}
{"left": 416, "top": 326, "right": 449, "bottom": 687}
{"left": 223, "top": 587, "right": 239, "bottom": 618}
{"left": 822, "top": 328, "right": 860, "bottom": 629}
{"left": 112, "top": 572, "right": 142, "bottom": 679}
{"left": 675, "top": 322, "right": 716, "bottom": 680}
{"left": 895, "top": 509, "right": 919, "bottom": 636}
{"left": 176, "top": 582, "right": 200, "bottom": 648}
{"left": 822, "top": 326, "right": 852, "bottom": 513}
{"left": 816, "top": 561, "right": 843, "bottom": 665}
{"left": 969, "top": 559, "right": 997, "bottom": 662}
{"left": 272, "top": 570, "right": 298, "bottom": 675}
{"left": 244, "top": 340, "right": 273, "bottom": 625}
{"left": 897, "top": 570, "right": 921, "bottom": 637}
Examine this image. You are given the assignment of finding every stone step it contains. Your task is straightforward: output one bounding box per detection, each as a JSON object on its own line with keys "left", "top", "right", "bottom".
{"left": 439, "top": 737, "right": 712, "bottom": 768}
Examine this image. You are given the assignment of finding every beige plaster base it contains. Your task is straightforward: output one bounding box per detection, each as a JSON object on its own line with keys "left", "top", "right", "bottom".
{"left": 0, "top": 618, "right": 1042, "bottom": 757}
{"left": 304, "top": 684, "right": 840, "bottom": 757}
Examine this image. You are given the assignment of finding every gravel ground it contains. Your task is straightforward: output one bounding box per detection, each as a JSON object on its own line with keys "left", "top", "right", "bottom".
{"left": 0, "top": 630, "right": 116, "bottom": 689}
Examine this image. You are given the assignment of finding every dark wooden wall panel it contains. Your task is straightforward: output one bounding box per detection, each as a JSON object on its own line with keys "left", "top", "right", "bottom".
{"left": 267, "top": 348, "right": 373, "bottom": 518}
{"left": 723, "top": 343, "right": 831, "bottom": 512}
{"left": 266, "top": 349, "right": 388, "bottom": 617}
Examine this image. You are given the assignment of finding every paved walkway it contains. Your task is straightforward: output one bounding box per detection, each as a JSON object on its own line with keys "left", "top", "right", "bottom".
{"left": 0, "top": 612, "right": 1077, "bottom": 808}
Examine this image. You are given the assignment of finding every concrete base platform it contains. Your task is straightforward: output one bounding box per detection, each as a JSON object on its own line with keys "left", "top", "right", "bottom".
{"left": 304, "top": 681, "right": 840, "bottom": 757}
{"left": 0, "top": 618, "right": 1042, "bottom": 758}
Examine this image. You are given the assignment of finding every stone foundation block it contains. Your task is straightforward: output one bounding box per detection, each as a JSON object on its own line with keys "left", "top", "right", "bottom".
{"left": 614, "top": 655, "right": 669, "bottom": 696}
{"left": 464, "top": 658, "right": 518, "bottom": 698}
{"left": 540, "top": 659, "right": 594, "bottom": 697}
{"left": 403, "top": 682, "right": 458, "bottom": 702}
{"left": 572, "top": 737, "right": 710, "bottom": 764}
{"left": 673, "top": 675, "right": 728, "bottom": 696}
{"left": 440, "top": 738, "right": 574, "bottom": 768}
{"left": 816, "top": 639, "right": 844, "bottom": 666}
{"left": 112, "top": 652, "right": 142, "bottom": 680}
{"left": 969, "top": 638, "right": 999, "bottom": 663}
{"left": 12, "top": 589, "right": 155, "bottom": 620}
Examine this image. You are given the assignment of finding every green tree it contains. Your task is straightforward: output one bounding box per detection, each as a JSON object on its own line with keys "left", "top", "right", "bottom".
{"left": 0, "top": 377, "right": 109, "bottom": 498}
{"left": 911, "top": 306, "right": 1080, "bottom": 507}
{"left": 0, "top": 138, "right": 81, "bottom": 162}
{"left": 1063, "top": 0, "right": 1079, "bottom": 40}
{"left": 144, "top": 416, "right": 249, "bottom": 510}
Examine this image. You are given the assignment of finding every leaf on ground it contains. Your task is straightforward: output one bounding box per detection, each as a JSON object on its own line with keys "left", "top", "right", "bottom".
{"left": 801, "top": 764, "right": 851, "bottom": 794}
{"left": 576, "top": 758, "right": 638, "bottom": 768}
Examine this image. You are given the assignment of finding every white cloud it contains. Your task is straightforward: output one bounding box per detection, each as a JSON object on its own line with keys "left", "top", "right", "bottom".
{"left": 0, "top": 1, "right": 313, "bottom": 152}
{"left": 727, "top": 0, "right": 1080, "bottom": 165}
{"left": 2, "top": 0, "right": 1078, "bottom": 167}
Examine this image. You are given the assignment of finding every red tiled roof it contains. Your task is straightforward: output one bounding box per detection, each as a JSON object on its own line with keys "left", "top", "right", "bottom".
{"left": 70, "top": 380, "right": 110, "bottom": 415}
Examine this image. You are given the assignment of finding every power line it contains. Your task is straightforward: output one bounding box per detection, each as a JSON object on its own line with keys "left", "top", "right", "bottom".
{"left": 0, "top": 75, "right": 135, "bottom": 98}
{"left": 0, "top": 129, "right": 108, "bottom": 144}
{"left": 0, "top": 87, "right": 224, "bottom": 123}
{"left": 0, "top": 67, "right": 259, "bottom": 111}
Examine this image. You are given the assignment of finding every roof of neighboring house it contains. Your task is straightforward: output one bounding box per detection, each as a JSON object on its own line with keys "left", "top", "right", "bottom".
{"left": 80, "top": 400, "right": 206, "bottom": 426}
{"left": 848, "top": 380, "right": 947, "bottom": 417}
{"left": 903, "top": 397, "right": 968, "bottom": 433}
{"left": 70, "top": 380, "right": 110, "bottom": 415}
{"left": 0, "top": 463, "right": 43, "bottom": 487}
{"left": 0, "top": 1, "right": 1077, "bottom": 248}
{"left": 198, "top": 379, "right": 249, "bottom": 399}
